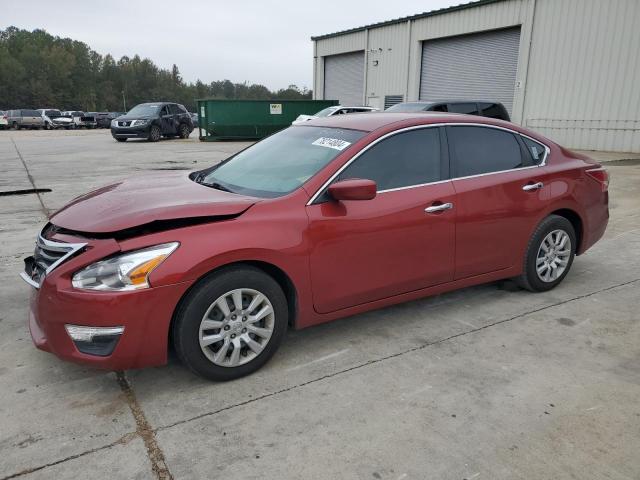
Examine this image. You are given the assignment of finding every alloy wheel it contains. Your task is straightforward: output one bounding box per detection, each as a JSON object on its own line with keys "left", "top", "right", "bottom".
{"left": 536, "top": 229, "right": 572, "bottom": 282}
{"left": 198, "top": 288, "right": 275, "bottom": 367}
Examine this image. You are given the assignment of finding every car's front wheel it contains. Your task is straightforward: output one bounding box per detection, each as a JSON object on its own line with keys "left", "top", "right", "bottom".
{"left": 148, "top": 125, "right": 161, "bottom": 142}
{"left": 173, "top": 266, "right": 288, "bottom": 381}
{"left": 516, "top": 214, "right": 576, "bottom": 292}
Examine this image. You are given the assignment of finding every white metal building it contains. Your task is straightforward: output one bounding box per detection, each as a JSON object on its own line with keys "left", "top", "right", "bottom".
{"left": 312, "top": 0, "right": 640, "bottom": 152}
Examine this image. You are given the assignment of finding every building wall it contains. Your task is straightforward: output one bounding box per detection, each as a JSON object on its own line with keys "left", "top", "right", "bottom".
{"left": 313, "top": 0, "right": 640, "bottom": 152}
{"left": 522, "top": 0, "right": 640, "bottom": 152}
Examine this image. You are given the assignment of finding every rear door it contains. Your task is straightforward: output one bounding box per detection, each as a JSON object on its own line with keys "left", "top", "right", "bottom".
{"left": 306, "top": 126, "right": 455, "bottom": 313}
{"left": 446, "top": 125, "right": 550, "bottom": 279}
{"left": 159, "top": 105, "right": 176, "bottom": 134}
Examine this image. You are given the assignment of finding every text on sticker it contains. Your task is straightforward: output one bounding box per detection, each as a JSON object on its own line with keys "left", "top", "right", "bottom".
{"left": 312, "top": 137, "right": 352, "bottom": 151}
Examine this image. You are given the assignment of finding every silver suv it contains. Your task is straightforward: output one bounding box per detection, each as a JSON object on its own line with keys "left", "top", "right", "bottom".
{"left": 6, "top": 109, "right": 45, "bottom": 130}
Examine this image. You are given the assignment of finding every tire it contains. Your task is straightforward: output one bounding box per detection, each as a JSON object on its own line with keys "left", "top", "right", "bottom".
{"left": 13, "top": 122, "right": 20, "bottom": 130}
{"left": 148, "top": 125, "right": 161, "bottom": 142}
{"left": 45, "top": 122, "right": 51, "bottom": 130}
{"left": 115, "top": 138, "right": 127, "bottom": 142}
{"left": 173, "top": 266, "right": 288, "bottom": 381}
{"left": 178, "top": 123, "right": 190, "bottom": 139}
{"left": 516, "top": 215, "right": 576, "bottom": 292}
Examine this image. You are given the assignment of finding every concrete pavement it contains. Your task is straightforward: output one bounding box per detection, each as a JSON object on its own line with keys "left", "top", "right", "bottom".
{"left": 0, "top": 129, "right": 638, "bottom": 480}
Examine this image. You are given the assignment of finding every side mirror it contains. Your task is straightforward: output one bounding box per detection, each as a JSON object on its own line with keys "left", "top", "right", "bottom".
{"left": 328, "top": 179, "right": 377, "bottom": 201}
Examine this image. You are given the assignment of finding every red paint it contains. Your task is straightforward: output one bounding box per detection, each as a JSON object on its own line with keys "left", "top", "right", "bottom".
{"left": 28, "top": 113, "right": 609, "bottom": 370}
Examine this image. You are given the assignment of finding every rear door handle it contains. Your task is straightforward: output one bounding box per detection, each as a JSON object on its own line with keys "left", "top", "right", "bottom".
{"left": 425, "top": 202, "right": 453, "bottom": 213}
{"left": 522, "top": 182, "right": 544, "bottom": 191}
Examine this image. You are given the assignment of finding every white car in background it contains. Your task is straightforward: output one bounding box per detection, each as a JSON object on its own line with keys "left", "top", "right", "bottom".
{"left": 37, "top": 109, "right": 74, "bottom": 129}
{"left": 0, "top": 111, "right": 8, "bottom": 130}
{"left": 292, "top": 105, "right": 378, "bottom": 125}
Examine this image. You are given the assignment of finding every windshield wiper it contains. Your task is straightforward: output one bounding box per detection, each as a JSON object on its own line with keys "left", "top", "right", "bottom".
{"left": 200, "top": 179, "right": 235, "bottom": 193}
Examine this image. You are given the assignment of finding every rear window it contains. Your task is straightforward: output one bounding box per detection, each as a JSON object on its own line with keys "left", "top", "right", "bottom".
{"left": 478, "top": 102, "right": 509, "bottom": 120}
{"left": 386, "top": 103, "right": 430, "bottom": 113}
{"left": 522, "top": 136, "right": 546, "bottom": 164}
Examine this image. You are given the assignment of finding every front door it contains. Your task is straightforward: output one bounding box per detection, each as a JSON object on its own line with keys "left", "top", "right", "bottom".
{"left": 306, "top": 126, "right": 456, "bottom": 314}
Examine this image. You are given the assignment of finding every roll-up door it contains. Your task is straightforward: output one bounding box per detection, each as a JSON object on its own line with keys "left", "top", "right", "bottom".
{"left": 420, "top": 28, "right": 521, "bottom": 115}
{"left": 324, "top": 51, "right": 364, "bottom": 105}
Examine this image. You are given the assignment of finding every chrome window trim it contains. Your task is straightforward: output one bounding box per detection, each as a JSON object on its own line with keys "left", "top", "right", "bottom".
{"left": 306, "top": 122, "right": 551, "bottom": 205}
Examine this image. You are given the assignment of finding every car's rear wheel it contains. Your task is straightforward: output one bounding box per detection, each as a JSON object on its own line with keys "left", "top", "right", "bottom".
{"left": 173, "top": 266, "right": 288, "bottom": 381}
{"left": 148, "top": 125, "right": 161, "bottom": 142}
{"left": 516, "top": 215, "right": 576, "bottom": 292}
{"left": 178, "top": 123, "right": 190, "bottom": 139}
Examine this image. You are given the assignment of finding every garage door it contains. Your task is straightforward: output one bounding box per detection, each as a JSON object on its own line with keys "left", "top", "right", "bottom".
{"left": 420, "top": 27, "right": 521, "bottom": 115}
{"left": 324, "top": 51, "right": 364, "bottom": 106}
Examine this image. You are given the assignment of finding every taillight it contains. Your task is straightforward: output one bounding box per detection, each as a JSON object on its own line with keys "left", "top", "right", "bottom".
{"left": 586, "top": 167, "right": 609, "bottom": 192}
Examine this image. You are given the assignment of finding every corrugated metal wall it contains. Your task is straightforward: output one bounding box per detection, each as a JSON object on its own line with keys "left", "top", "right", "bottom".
{"left": 313, "top": 0, "right": 640, "bottom": 152}
{"left": 521, "top": 0, "right": 640, "bottom": 152}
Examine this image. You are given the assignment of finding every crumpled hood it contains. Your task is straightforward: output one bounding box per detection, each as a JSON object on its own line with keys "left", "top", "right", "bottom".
{"left": 50, "top": 172, "right": 258, "bottom": 234}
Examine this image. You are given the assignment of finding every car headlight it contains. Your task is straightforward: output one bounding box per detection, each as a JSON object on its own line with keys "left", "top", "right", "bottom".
{"left": 72, "top": 243, "right": 178, "bottom": 291}
{"left": 111, "top": 119, "right": 117, "bottom": 127}
{"left": 132, "top": 119, "right": 149, "bottom": 126}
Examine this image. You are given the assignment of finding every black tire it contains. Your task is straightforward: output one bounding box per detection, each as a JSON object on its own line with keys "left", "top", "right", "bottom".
{"left": 173, "top": 266, "right": 288, "bottom": 381}
{"left": 178, "top": 123, "right": 190, "bottom": 139}
{"left": 516, "top": 215, "right": 576, "bottom": 292}
{"left": 13, "top": 122, "right": 20, "bottom": 130}
{"left": 148, "top": 125, "right": 161, "bottom": 142}
{"left": 115, "top": 137, "right": 127, "bottom": 142}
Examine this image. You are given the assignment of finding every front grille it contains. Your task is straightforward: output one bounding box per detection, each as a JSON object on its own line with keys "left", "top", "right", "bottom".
{"left": 118, "top": 121, "right": 131, "bottom": 127}
{"left": 22, "top": 235, "right": 86, "bottom": 288}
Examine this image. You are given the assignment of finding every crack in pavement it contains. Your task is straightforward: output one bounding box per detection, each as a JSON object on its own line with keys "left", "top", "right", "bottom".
{"left": 3, "top": 277, "right": 638, "bottom": 479}
{"left": 116, "top": 372, "right": 173, "bottom": 480}
{"left": 9, "top": 137, "right": 50, "bottom": 218}
{"left": 0, "top": 433, "right": 137, "bottom": 480}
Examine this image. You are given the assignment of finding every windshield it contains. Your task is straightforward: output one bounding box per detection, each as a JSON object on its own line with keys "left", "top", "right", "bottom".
{"left": 386, "top": 103, "right": 430, "bottom": 112}
{"left": 200, "top": 126, "right": 365, "bottom": 198}
{"left": 45, "top": 110, "right": 61, "bottom": 117}
{"left": 127, "top": 104, "right": 161, "bottom": 117}
{"left": 314, "top": 107, "right": 339, "bottom": 117}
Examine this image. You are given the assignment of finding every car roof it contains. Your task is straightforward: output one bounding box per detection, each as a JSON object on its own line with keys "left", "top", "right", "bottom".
{"left": 301, "top": 112, "right": 517, "bottom": 133}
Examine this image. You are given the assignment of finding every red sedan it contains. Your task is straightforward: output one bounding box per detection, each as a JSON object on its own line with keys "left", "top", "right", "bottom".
{"left": 21, "top": 113, "right": 609, "bottom": 380}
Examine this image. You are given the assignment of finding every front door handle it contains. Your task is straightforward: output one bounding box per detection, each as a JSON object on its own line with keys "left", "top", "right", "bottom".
{"left": 425, "top": 202, "right": 453, "bottom": 213}
{"left": 522, "top": 182, "right": 544, "bottom": 191}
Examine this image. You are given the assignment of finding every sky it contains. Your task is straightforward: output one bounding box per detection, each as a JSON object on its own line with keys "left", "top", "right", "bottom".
{"left": 3, "top": 0, "right": 463, "bottom": 90}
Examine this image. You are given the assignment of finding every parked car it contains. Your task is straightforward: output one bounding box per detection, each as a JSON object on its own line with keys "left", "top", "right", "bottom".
{"left": 79, "top": 113, "right": 97, "bottom": 129}
{"left": 0, "top": 111, "right": 8, "bottom": 130}
{"left": 292, "top": 105, "right": 378, "bottom": 125}
{"left": 61, "top": 111, "right": 85, "bottom": 129}
{"left": 6, "top": 109, "right": 45, "bottom": 129}
{"left": 386, "top": 100, "right": 510, "bottom": 121}
{"left": 92, "top": 112, "right": 112, "bottom": 128}
{"left": 110, "top": 102, "right": 193, "bottom": 142}
{"left": 20, "top": 112, "right": 609, "bottom": 380}
{"left": 37, "top": 109, "right": 74, "bottom": 129}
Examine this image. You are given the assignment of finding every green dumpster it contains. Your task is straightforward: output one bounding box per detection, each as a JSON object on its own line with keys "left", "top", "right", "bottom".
{"left": 196, "top": 99, "right": 339, "bottom": 141}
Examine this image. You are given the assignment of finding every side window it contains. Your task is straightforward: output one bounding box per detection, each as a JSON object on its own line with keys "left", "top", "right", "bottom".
{"left": 169, "top": 104, "right": 182, "bottom": 115}
{"left": 430, "top": 104, "right": 448, "bottom": 112}
{"left": 337, "top": 128, "right": 441, "bottom": 191}
{"left": 160, "top": 105, "right": 169, "bottom": 116}
{"left": 522, "top": 136, "right": 546, "bottom": 164}
{"left": 448, "top": 126, "right": 525, "bottom": 178}
{"left": 447, "top": 103, "right": 479, "bottom": 115}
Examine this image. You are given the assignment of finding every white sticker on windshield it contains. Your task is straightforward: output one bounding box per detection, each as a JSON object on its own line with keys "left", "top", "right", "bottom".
{"left": 312, "top": 137, "right": 351, "bottom": 151}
